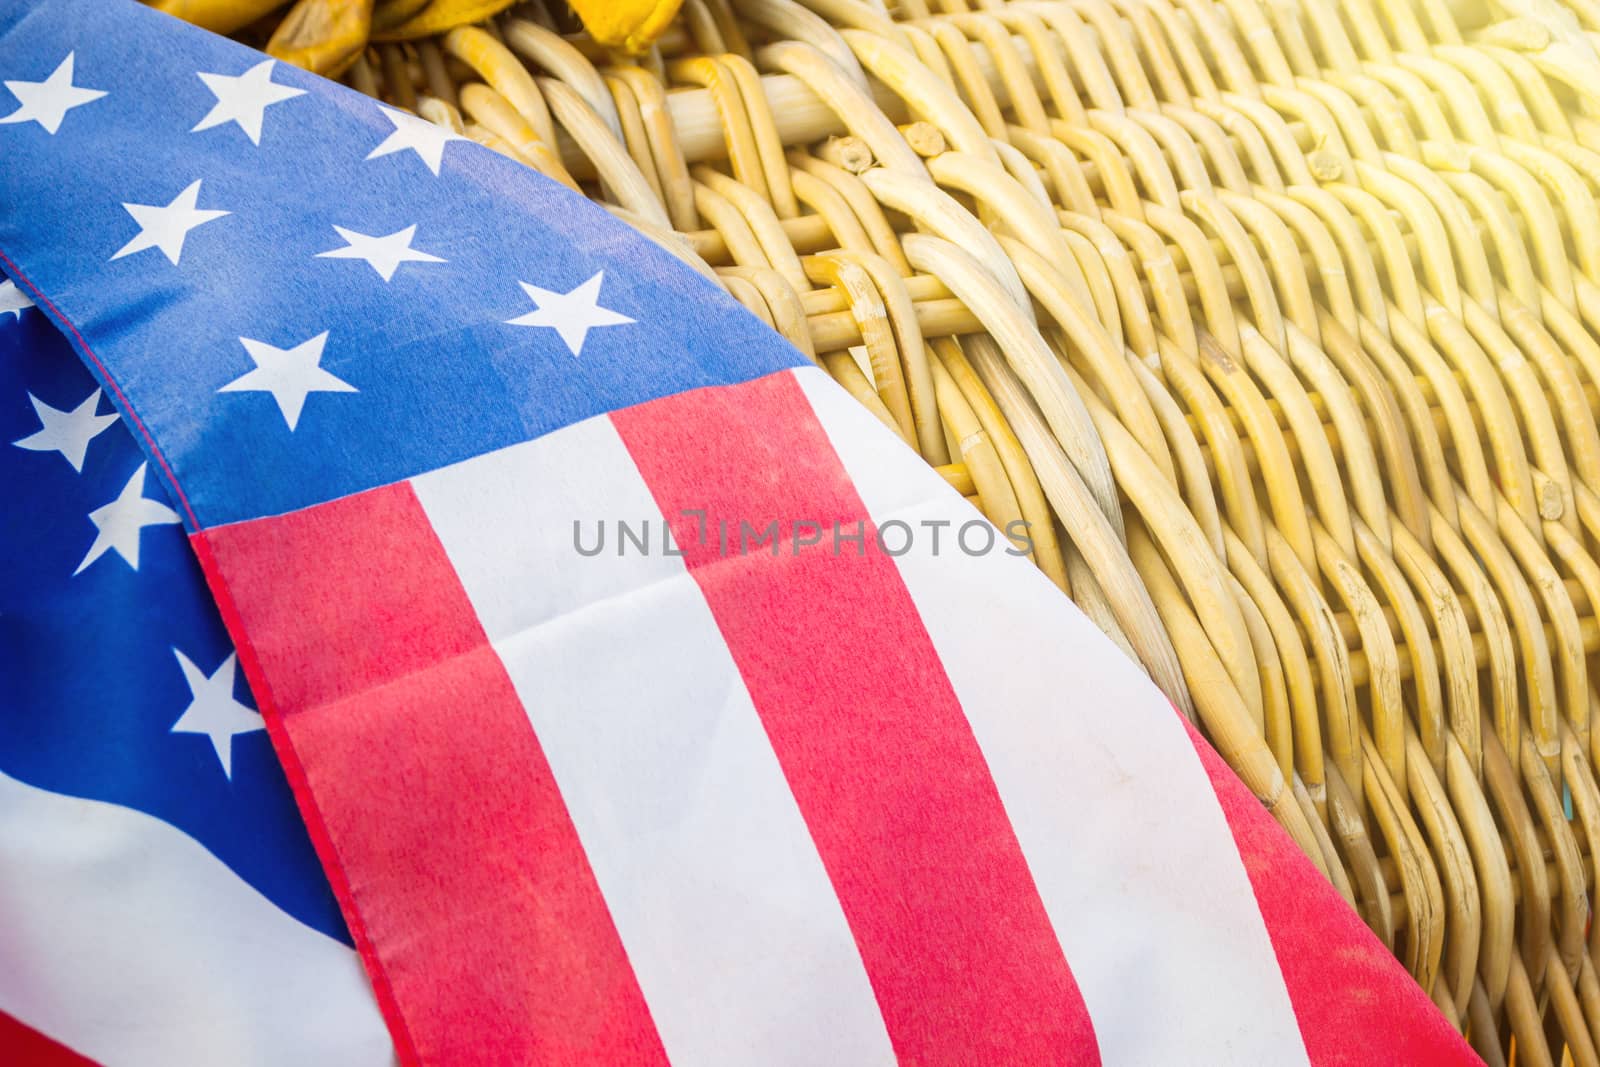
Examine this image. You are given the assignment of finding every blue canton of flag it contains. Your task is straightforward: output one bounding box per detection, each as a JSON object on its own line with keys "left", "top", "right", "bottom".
{"left": 0, "top": 287, "right": 340, "bottom": 935}
{"left": 0, "top": 273, "right": 391, "bottom": 1060}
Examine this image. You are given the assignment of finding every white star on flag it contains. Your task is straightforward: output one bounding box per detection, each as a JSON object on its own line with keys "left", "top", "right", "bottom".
{"left": 219, "top": 332, "right": 356, "bottom": 431}
{"left": 0, "top": 52, "right": 106, "bottom": 134}
{"left": 0, "top": 278, "right": 34, "bottom": 320}
{"left": 505, "top": 271, "right": 634, "bottom": 357}
{"left": 169, "top": 650, "right": 264, "bottom": 780}
{"left": 366, "top": 106, "right": 466, "bottom": 176}
{"left": 13, "top": 387, "right": 119, "bottom": 472}
{"left": 316, "top": 224, "right": 445, "bottom": 282}
{"left": 111, "top": 179, "right": 230, "bottom": 265}
{"left": 192, "top": 59, "right": 305, "bottom": 145}
{"left": 73, "top": 461, "right": 180, "bottom": 576}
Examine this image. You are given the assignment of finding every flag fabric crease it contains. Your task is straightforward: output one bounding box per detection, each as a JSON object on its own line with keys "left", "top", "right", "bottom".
{"left": 0, "top": 1, "right": 1476, "bottom": 1063}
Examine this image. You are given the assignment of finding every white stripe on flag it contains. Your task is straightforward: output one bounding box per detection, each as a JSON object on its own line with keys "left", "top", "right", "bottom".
{"left": 0, "top": 768, "right": 393, "bottom": 1067}
{"left": 410, "top": 416, "right": 897, "bottom": 1067}
{"left": 794, "top": 366, "right": 1312, "bottom": 1067}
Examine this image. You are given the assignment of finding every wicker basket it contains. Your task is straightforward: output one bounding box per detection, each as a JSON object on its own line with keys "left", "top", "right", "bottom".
{"left": 189, "top": 0, "right": 1600, "bottom": 1060}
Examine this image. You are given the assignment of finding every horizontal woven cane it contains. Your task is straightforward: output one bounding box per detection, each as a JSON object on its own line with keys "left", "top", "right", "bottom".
{"left": 181, "top": 0, "right": 1600, "bottom": 1061}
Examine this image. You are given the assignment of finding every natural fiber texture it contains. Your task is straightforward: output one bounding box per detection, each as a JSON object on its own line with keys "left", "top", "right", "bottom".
{"left": 193, "top": 0, "right": 1600, "bottom": 1060}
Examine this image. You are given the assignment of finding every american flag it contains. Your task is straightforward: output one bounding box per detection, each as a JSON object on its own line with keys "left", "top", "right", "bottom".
{"left": 0, "top": 1, "right": 1476, "bottom": 1063}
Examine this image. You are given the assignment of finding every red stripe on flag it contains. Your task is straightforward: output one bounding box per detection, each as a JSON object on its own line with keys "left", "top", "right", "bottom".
{"left": 612, "top": 371, "right": 1099, "bottom": 1064}
{"left": 197, "top": 484, "right": 667, "bottom": 1067}
{"left": 1180, "top": 719, "right": 1476, "bottom": 1065}
{"left": 0, "top": 1012, "right": 97, "bottom": 1067}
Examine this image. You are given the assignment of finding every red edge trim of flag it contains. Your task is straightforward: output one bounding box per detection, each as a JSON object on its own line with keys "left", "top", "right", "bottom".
{"left": 1180, "top": 716, "right": 1479, "bottom": 1066}
{"left": 190, "top": 531, "right": 425, "bottom": 1067}
{"left": 0, "top": 1010, "right": 99, "bottom": 1067}
{"left": 194, "top": 483, "right": 670, "bottom": 1067}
